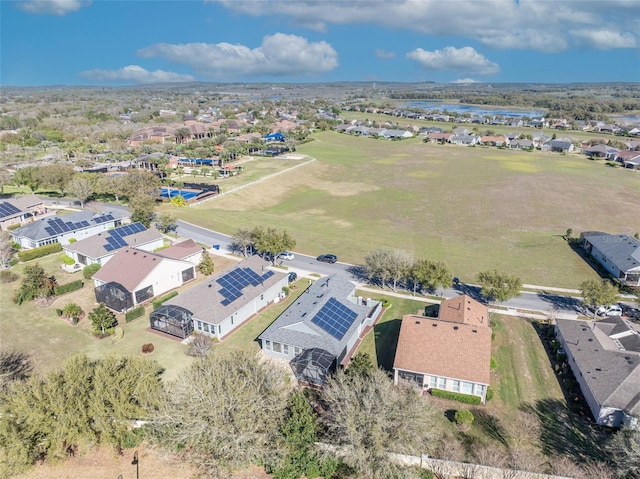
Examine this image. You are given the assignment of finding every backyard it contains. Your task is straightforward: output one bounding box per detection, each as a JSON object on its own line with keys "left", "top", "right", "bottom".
{"left": 160, "top": 130, "right": 640, "bottom": 288}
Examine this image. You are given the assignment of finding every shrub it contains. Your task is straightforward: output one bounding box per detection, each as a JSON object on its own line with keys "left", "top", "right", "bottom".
{"left": 379, "top": 298, "right": 391, "bottom": 307}
{"left": 120, "top": 429, "right": 144, "bottom": 449}
{"left": 60, "top": 254, "right": 75, "bottom": 265}
{"left": 485, "top": 387, "right": 494, "bottom": 402}
{"left": 282, "top": 285, "right": 290, "bottom": 296}
{"left": 0, "top": 270, "right": 18, "bottom": 283}
{"left": 55, "top": 308, "right": 63, "bottom": 316}
{"left": 82, "top": 263, "right": 101, "bottom": 279}
{"left": 68, "top": 238, "right": 77, "bottom": 243}
{"left": 17, "top": 243, "right": 62, "bottom": 262}
{"left": 125, "top": 306, "right": 145, "bottom": 323}
{"left": 62, "top": 302, "right": 83, "bottom": 323}
{"left": 54, "top": 279, "right": 83, "bottom": 295}
{"left": 7, "top": 223, "right": 21, "bottom": 231}
{"left": 454, "top": 409, "right": 475, "bottom": 426}
{"left": 430, "top": 388, "right": 482, "bottom": 405}
{"left": 490, "top": 358, "right": 497, "bottom": 370}
{"left": 152, "top": 291, "right": 179, "bottom": 310}
{"left": 141, "top": 343, "right": 155, "bottom": 354}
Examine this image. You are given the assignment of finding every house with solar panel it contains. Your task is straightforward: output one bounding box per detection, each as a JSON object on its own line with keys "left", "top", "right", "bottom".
{"left": 91, "top": 247, "right": 196, "bottom": 312}
{"left": 10, "top": 210, "right": 127, "bottom": 249}
{"left": 258, "top": 274, "right": 383, "bottom": 386}
{"left": 62, "top": 222, "right": 164, "bottom": 268}
{"left": 0, "top": 195, "right": 46, "bottom": 231}
{"left": 150, "top": 255, "right": 288, "bottom": 340}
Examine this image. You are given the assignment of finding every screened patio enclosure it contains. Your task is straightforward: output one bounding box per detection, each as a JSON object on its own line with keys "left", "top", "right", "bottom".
{"left": 290, "top": 348, "right": 336, "bottom": 387}
{"left": 94, "top": 281, "right": 134, "bottom": 312}
{"left": 149, "top": 304, "right": 194, "bottom": 339}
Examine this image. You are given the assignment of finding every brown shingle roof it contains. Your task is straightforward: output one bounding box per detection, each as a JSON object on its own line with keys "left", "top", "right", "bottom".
{"left": 438, "top": 295, "right": 490, "bottom": 327}
{"left": 393, "top": 314, "right": 492, "bottom": 385}
{"left": 157, "top": 239, "right": 202, "bottom": 260}
{"left": 92, "top": 248, "right": 168, "bottom": 291}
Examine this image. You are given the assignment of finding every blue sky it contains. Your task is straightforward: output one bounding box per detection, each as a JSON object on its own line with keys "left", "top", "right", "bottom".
{"left": 2, "top": 0, "right": 639, "bottom": 86}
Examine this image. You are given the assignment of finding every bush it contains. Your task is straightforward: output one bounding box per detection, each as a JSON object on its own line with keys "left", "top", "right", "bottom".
{"left": 430, "top": 388, "right": 482, "bottom": 405}
{"left": 83, "top": 263, "right": 101, "bottom": 279}
{"left": 379, "top": 298, "right": 391, "bottom": 307}
{"left": 54, "top": 279, "right": 83, "bottom": 296}
{"left": 0, "top": 270, "right": 18, "bottom": 283}
{"left": 125, "top": 306, "right": 145, "bottom": 323}
{"left": 490, "top": 358, "right": 497, "bottom": 370}
{"left": 282, "top": 285, "right": 290, "bottom": 296}
{"left": 485, "top": 387, "right": 494, "bottom": 402}
{"left": 55, "top": 308, "right": 63, "bottom": 316}
{"left": 17, "top": 243, "right": 62, "bottom": 262}
{"left": 141, "top": 343, "right": 155, "bottom": 354}
{"left": 152, "top": 291, "right": 179, "bottom": 310}
{"left": 454, "top": 409, "right": 475, "bottom": 426}
{"left": 120, "top": 429, "right": 144, "bottom": 449}
{"left": 60, "top": 254, "right": 75, "bottom": 265}
{"left": 68, "top": 238, "right": 77, "bottom": 243}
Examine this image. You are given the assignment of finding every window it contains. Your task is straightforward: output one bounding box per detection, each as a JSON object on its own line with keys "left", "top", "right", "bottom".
{"left": 196, "top": 320, "right": 202, "bottom": 331}
{"left": 283, "top": 344, "right": 289, "bottom": 355}
{"left": 182, "top": 267, "right": 195, "bottom": 282}
{"left": 452, "top": 380, "right": 460, "bottom": 392}
{"left": 231, "top": 316, "right": 234, "bottom": 325}
{"left": 399, "top": 371, "right": 424, "bottom": 387}
{"left": 429, "top": 376, "right": 437, "bottom": 388}
{"left": 261, "top": 294, "right": 264, "bottom": 301}
{"left": 438, "top": 377, "right": 446, "bottom": 389}
{"left": 475, "top": 384, "right": 485, "bottom": 396}
{"left": 273, "top": 342, "right": 282, "bottom": 353}
{"left": 265, "top": 340, "right": 272, "bottom": 351}
{"left": 294, "top": 347, "right": 302, "bottom": 356}
{"left": 461, "top": 381, "right": 473, "bottom": 394}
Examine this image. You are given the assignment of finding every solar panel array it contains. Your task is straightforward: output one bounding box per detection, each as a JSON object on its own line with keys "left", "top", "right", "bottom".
{"left": 217, "top": 267, "right": 275, "bottom": 306}
{"left": 0, "top": 202, "right": 21, "bottom": 219}
{"left": 310, "top": 297, "right": 358, "bottom": 340}
{"left": 44, "top": 217, "right": 92, "bottom": 237}
{"left": 103, "top": 222, "right": 146, "bottom": 252}
{"left": 93, "top": 213, "right": 115, "bottom": 224}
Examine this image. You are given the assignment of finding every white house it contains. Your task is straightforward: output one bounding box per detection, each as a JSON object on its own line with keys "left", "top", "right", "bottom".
{"left": 158, "top": 255, "right": 288, "bottom": 340}
{"left": 11, "top": 210, "right": 127, "bottom": 249}
{"left": 91, "top": 248, "right": 196, "bottom": 312}
{"left": 581, "top": 232, "right": 640, "bottom": 286}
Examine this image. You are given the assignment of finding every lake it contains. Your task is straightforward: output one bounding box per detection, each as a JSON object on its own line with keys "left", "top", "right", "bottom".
{"left": 404, "top": 101, "right": 547, "bottom": 119}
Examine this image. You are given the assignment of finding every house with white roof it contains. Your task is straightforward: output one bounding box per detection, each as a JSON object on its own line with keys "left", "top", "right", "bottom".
{"left": 581, "top": 232, "right": 640, "bottom": 286}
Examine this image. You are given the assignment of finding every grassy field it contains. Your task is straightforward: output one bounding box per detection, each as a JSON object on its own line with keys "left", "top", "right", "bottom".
{"left": 160, "top": 130, "right": 640, "bottom": 288}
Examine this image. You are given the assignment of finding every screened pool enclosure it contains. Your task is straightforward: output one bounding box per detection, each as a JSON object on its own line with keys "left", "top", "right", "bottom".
{"left": 290, "top": 348, "right": 336, "bottom": 387}
{"left": 149, "top": 304, "right": 194, "bottom": 339}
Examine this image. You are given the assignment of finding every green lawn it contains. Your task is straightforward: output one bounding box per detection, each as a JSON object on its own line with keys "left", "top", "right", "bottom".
{"left": 159, "top": 130, "right": 640, "bottom": 288}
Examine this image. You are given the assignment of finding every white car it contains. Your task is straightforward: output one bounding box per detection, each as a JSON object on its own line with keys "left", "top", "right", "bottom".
{"left": 597, "top": 304, "right": 623, "bottom": 317}
{"left": 278, "top": 251, "right": 295, "bottom": 261}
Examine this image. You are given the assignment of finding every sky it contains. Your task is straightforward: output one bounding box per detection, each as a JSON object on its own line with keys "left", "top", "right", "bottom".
{"left": 1, "top": 0, "right": 639, "bottom": 86}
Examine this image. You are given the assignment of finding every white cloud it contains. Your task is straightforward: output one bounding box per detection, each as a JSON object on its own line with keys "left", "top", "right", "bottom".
{"left": 17, "top": 0, "right": 90, "bottom": 15}
{"left": 407, "top": 46, "right": 500, "bottom": 75}
{"left": 451, "top": 78, "right": 479, "bottom": 84}
{"left": 375, "top": 49, "right": 396, "bottom": 60}
{"left": 79, "top": 65, "right": 195, "bottom": 84}
{"left": 137, "top": 33, "right": 338, "bottom": 79}
{"left": 209, "top": 0, "right": 639, "bottom": 52}
{"left": 570, "top": 29, "right": 637, "bottom": 49}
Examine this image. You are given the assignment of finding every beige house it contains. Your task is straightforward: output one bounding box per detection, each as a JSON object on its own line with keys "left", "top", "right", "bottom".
{"left": 393, "top": 295, "right": 492, "bottom": 403}
{"left": 0, "top": 195, "right": 46, "bottom": 231}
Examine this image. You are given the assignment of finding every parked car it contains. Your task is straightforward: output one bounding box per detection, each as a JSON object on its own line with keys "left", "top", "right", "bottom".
{"left": 288, "top": 272, "right": 298, "bottom": 283}
{"left": 278, "top": 251, "right": 295, "bottom": 261}
{"left": 596, "top": 304, "right": 623, "bottom": 317}
{"left": 316, "top": 254, "right": 338, "bottom": 263}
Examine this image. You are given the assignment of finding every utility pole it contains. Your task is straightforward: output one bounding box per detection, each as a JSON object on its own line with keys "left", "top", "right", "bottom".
{"left": 132, "top": 451, "right": 139, "bottom": 479}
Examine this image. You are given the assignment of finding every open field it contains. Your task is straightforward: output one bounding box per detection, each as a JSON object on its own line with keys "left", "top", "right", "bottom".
{"left": 160, "top": 130, "right": 640, "bottom": 288}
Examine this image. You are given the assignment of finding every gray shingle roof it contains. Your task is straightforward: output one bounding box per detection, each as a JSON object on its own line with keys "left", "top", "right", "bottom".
{"left": 258, "top": 274, "right": 372, "bottom": 357}
{"left": 0, "top": 195, "right": 43, "bottom": 221}
{"left": 556, "top": 318, "right": 640, "bottom": 416}
{"left": 583, "top": 233, "right": 640, "bottom": 273}
{"left": 63, "top": 226, "right": 162, "bottom": 260}
{"left": 166, "top": 255, "right": 287, "bottom": 325}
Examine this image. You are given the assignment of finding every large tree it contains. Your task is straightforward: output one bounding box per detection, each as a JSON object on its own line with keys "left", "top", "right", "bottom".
{"left": 38, "top": 164, "right": 75, "bottom": 194}
{"left": 580, "top": 278, "right": 619, "bottom": 318}
{"left": 13, "top": 263, "right": 56, "bottom": 304}
{"left": 607, "top": 427, "right": 640, "bottom": 479}
{"left": 476, "top": 269, "right": 522, "bottom": 302}
{"left": 251, "top": 226, "right": 296, "bottom": 264}
{"left": 320, "top": 368, "right": 440, "bottom": 479}
{"left": 128, "top": 194, "right": 157, "bottom": 228}
{"left": 66, "top": 175, "right": 95, "bottom": 208}
{"left": 88, "top": 303, "right": 117, "bottom": 333}
{"left": 231, "top": 227, "right": 255, "bottom": 257}
{"left": 363, "top": 248, "right": 393, "bottom": 289}
{"left": 150, "top": 352, "right": 288, "bottom": 478}
{"left": 410, "top": 259, "right": 453, "bottom": 294}
{"left": 12, "top": 166, "right": 41, "bottom": 193}
{"left": 0, "top": 231, "right": 15, "bottom": 268}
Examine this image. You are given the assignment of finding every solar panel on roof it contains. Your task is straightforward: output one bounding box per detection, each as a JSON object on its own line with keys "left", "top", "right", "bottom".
{"left": 310, "top": 298, "right": 358, "bottom": 340}
{"left": 104, "top": 244, "right": 116, "bottom": 252}
{"left": 45, "top": 227, "right": 56, "bottom": 236}
{"left": 0, "top": 202, "right": 21, "bottom": 218}
{"left": 216, "top": 267, "right": 275, "bottom": 305}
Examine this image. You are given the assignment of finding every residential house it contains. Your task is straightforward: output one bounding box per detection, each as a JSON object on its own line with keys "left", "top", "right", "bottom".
{"left": 509, "top": 139, "right": 534, "bottom": 150}
{"left": 581, "top": 232, "right": 640, "bottom": 286}
{"left": 543, "top": 138, "right": 574, "bottom": 153}
{"left": 555, "top": 317, "right": 640, "bottom": 430}
{"left": 450, "top": 134, "right": 481, "bottom": 146}
{"left": 0, "top": 195, "right": 46, "bottom": 231}
{"left": 153, "top": 255, "right": 288, "bottom": 340}
{"left": 480, "top": 135, "right": 510, "bottom": 147}
{"left": 63, "top": 222, "right": 164, "bottom": 267}
{"left": 583, "top": 144, "right": 620, "bottom": 160}
{"left": 532, "top": 133, "right": 551, "bottom": 149}
{"left": 92, "top": 247, "right": 196, "bottom": 312}
{"left": 11, "top": 210, "right": 127, "bottom": 249}
{"left": 393, "top": 295, "right": 492, "bottom": 403}
{"left": 259, "top": 274, "right": 383, "bottom": 386}
{"left": 155, "top": 239, "right": 204, "bottom": 265}
{"left": 453, "top": 127, "right": 471, "bottom": 135}
{"left": 379, "top": 129, "right": 414, "bottom": 140}
{"left": 615, "top": 150, "right": 640, "bottom": 169}
{"left": 424, "top": 132, "right": 453, "bottom": 144}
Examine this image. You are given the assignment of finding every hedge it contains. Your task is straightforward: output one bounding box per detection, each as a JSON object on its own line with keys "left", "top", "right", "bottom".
{"left": 54, "top": 279, "right": 84, "bottom": 296}
{"left": 17, "top": 243, "right": 62, "bottom": 262}
{"left": 83, "top": 263, "right": 101, "bottom": 279}
{"left": 125, "top": 306, "right": 145, "bottom": 323}
{"left": 430, "top": 388, "right": 482, "bottom": 405}
{"left": 152, "top": 291, "right": 179, "bottom": 310}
